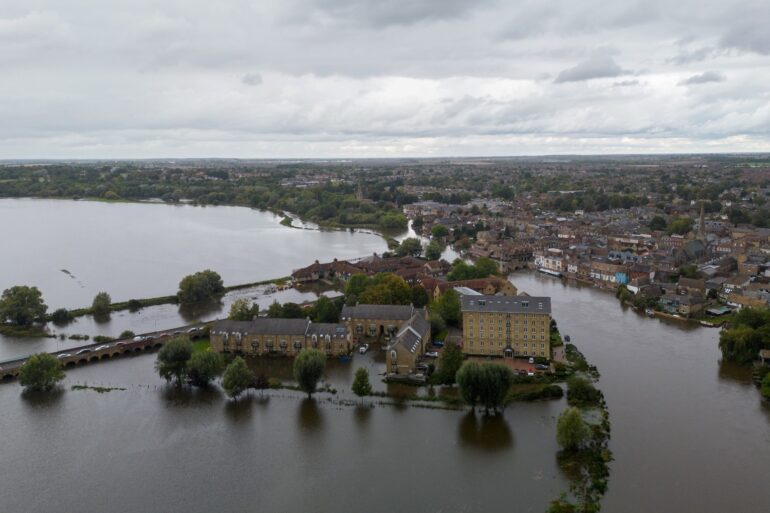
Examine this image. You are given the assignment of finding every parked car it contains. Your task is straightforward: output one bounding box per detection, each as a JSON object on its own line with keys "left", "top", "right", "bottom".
{"left": 358, "top": 343, "right": 369, "bottom": 354}
{"left": 158, "top": 332, "right": 170, "bottom": 338}
{"left": 76, "top": 348, "right": 92, "bottom": 355}
{"left": 133, "top": 335, "right": 146, "bottom": 342}
{"left": 432, "top": 340, "right": 445, "bottom": 348}
{"left": 94, "top": 345, "right": 110, "bottom": 351}
{"left": 528, "top": 357, "right": 535, "bottom": 364}
{"left": 425, "top": 351, "right": 439, "bottom": 358}
{"left": 57, "top": 353, "right": 72, "bottom": 359}
{"left": 172, "top": 331, "right": 182, "bottom": 335}
{"left": 188, "top": 327, "right": 200, "bottom": 334}
{"left": 416, "top": 363, "right": 429, "bottom": 371}
{"left": 535, "top": 363, "right": 549, "bottom": 371}
{"left": 527, "top": 370, "right": 535, "bottom": 377}
{"left": 517, "top": 369, "right": 527, "bottom": 376}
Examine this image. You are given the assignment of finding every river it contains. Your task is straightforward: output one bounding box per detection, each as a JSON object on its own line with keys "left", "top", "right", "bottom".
{"left": 511, "top": 271, "right": 770, "bottom": 513}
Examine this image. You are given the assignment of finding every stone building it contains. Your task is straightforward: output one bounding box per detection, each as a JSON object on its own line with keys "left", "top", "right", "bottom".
{"left": 461, "top": 295, "right": 552, "bottom": 359}
{"left": 210, "top": 318, "right": 350, "bottom": 357}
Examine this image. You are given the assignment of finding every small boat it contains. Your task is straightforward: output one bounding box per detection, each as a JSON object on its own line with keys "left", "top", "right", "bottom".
{"left": 537, "top": 267, "right": 562, "bottom": 277}
{"left": 645, "top": 308, "right": 655, "bottom": 318}
{"left": 564, "top": 335, "right": 571, "bottom": 342}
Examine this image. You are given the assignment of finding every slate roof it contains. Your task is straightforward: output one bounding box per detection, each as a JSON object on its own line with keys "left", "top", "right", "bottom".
{"left": 340, "top": 304, "right": 415, "bottom": 321}
{"left": 461, "top": 295, "right": 551, "bottom": 314}
{"left": 307, "top": 323, "right": 348, "bottom": 338}
{"left": 212, "top": 318, "right": 310, "bottom": 336}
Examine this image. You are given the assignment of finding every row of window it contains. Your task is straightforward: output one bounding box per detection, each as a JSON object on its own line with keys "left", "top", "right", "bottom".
{"left": 466, "top": 340, "right": 547, "bottom": 349}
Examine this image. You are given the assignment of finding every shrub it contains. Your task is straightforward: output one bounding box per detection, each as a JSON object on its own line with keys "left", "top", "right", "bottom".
{"left": 566, "top": 376, "right": 602, "bottom": 406}
{"left": 51, "top": 308, "right": 71, "bottom": 324}
{"left": 557, "top": 406, "right": 590, "bottom": 452}
{"left": 19, "top": 353, "right": 65, "bottom": 391}
{"left": 91, "top": 292, "right": 112, "bottom": 317}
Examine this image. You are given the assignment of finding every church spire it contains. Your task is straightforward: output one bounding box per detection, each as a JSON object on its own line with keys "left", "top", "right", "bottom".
{"left": 698, "top": 201, "right": 706, "bottom": 241}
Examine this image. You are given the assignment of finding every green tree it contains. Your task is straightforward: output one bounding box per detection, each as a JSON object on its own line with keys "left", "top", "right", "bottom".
{"left": 379, "top": 212, "right": 408, "bottom": 230}
{"left": 119, "top": 330, "right": 135, "bottom": 338}
{"left": 229, "top": 298, "right": 259, "bottom": 321}
{"left": 91, "top": 291, "right": 112, "bottom": 317}
{"left": 395, "top": 237, "right": 423, "bottom": 257}
{"left": 556, "top": 406, "right": 590, "bottom": 452}
{"left": 666, "top": 216, "right": 694, "bottom": 235}
{"left": 425, "top": 240, "right": 443, "bottom": 261}
{"left": 0, "top": 285, "right": 48, "bottom": 326}
{"left": 311, "top": 296, "right": 340, "bottom": 323}
{"left": 359, "top": 274, "right": 411, "bottom": 305}
{"left": 18, "top": 353, "right": 65, "bottom": 391}
{"left": 437, "top": 341, "right": 464, "bottom": 385}
{"left": 433, "top": 289, "right": 461, "bottom": 326}
{"left": 351, "top": 367, "right": 373, "bottom": 402}
{"left": 478, "top": 363, "right": 514, "bottom": 413}
{"left": 155, "top": 336, "right": 193, "bottom": 387}
{"left": 761, "top": 373, "right": 770, "bottom": 401}
{"left": 648, "top": 215, "right": 667, "bottom": 231}
{"left": 267, "top": 300, "right": 284, "bottom": 318}
{"left": 344, "top": 274, "right": 371, "bottom": 304}
{"left": 51, "top": 307, "right": 71, "bottom": 324}
{"left": 281, "top": 302, "right": 305, "bottom": 318}
{"left": 678, "top": 264, "right": 699, "bottom": 279}
{"left": 293, "top": 348, "right": 326, "bottom": 398}
{"left": 410, "top": 286, "right": 430, "bottom": 308}
{"left": 431, "top": 224, "right": 449, "bottom": 238}
{"left": 456, "top": 361, "right": 483, "bottom": 411}
{"left": 188, "top": 351, "right": 224, "bottom": 387}
{"left": 222, "top": 356, "right": 254, "bottom": 399}
{"left": 566, "top": 376, "right": 602, "bottom": 406}
{"left": 177, "top": 269, "right": 225, "bottom": 304}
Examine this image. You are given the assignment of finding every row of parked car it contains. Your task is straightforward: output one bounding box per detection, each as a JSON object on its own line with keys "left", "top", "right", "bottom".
{"left": 55, "top": 327, "right": 203, "bottom": 360}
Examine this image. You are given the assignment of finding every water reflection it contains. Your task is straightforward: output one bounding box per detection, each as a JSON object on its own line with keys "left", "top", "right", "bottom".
{"left": 458, "top": 411, "right": 514, "bottom": 451}
{"left": 718, "top": 359, "right": 754, "bottom": 385}
{"left": 354, "top": 404, "right": 373, "bottom": 427}
{"left": 178, "top": 300, "right": 224, "bottom": 323}
{"left": 20, "top": 386, "right": 65, "bottom": 408}
{"left": 298, "top": 398, "right": 323, "bottom": 432}
{"left": 225, "top": 395, "right": 255, "bottom": 423}
{"left": 160, "top": 385, "right": 222, "bottom": 407}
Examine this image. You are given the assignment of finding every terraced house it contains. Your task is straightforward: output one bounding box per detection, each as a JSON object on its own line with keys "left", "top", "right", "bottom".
{"left": 461, "top": 295, "right": 552, "bottom": 359}
{"left": 210, "top": 318, "right": 350, "bottom": 356}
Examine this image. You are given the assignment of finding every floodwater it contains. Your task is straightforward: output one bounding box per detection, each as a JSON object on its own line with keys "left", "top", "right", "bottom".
{"left": 0, "top": 199, "right": 460, "bottom": 360}
{"left": 511, "top": 272, "right": 770, "bottom": 513}
{"left": 0, "top": 344, "right": 568, "bottom": 513}
{"left": 0, "top": 198, "right": 388, "bottom": 309}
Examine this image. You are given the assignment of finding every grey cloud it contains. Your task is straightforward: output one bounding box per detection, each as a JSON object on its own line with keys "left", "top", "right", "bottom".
{"left": 721, "top": 23, "right": 770, "bottom": 55}
{"left": 305, "top": 0, "right": 489, "bottom": 28}
{"left": 554, "top": 54, "right": 630, "bottom": 83}
{"left": 2, "top": 0, "right": 770, "bottom": 157}
{"left": 242, "top": 73, "right": 263, "bottom": 86}
{"left": 679, "top": 71, "right": 725, "bottom": 85}
{"left": 668, "top": 46, "right": 716, "bottom": 65}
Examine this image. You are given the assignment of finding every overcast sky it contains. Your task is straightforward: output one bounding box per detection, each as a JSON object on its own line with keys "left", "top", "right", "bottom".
{"left": 2, "top": 0, "right": 770, "bottom": 158}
